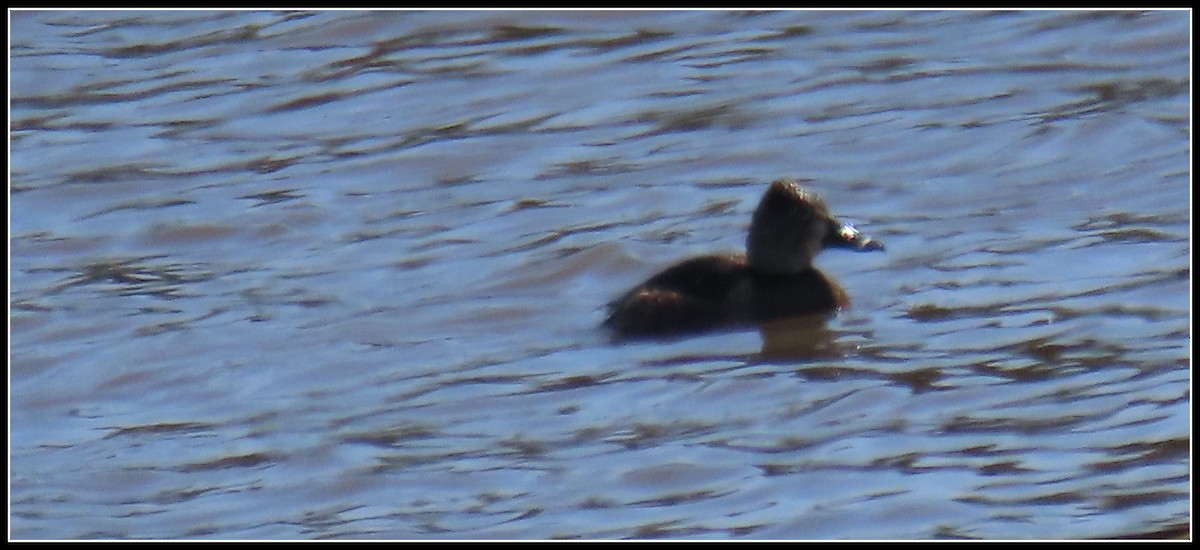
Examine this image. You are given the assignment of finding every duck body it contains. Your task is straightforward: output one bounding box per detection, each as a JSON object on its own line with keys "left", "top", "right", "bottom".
{"left": 604, "top": 180, "right": 882, "bottom": 340}
{"left": 603, "top": 253, "right": 848, "bottom": 338}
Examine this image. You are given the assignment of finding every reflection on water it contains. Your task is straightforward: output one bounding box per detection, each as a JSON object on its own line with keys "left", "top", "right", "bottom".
{"left": 10, "top": 9, "right": 1191, "bottom": 540}
{"left": 759, "top": 316, "right": 841, "bottom": 359}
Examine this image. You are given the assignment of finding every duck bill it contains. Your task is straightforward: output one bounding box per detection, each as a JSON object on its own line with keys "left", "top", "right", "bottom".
{"left": 825, "top": 221, "right": 885, "bottom": 252}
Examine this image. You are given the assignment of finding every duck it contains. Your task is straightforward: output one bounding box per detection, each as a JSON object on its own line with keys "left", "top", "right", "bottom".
{"left": 604, "top": 179, "right": 884, "bottom": 339}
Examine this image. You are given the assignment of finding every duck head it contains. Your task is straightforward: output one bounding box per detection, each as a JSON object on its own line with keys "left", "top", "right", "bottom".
{"left": 746, "top": 179, "right": 884, "bottom": 276}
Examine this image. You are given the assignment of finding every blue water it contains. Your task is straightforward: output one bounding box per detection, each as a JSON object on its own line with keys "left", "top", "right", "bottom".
{"left": 10, "top": 9, "right": 1191, "bottom": 540}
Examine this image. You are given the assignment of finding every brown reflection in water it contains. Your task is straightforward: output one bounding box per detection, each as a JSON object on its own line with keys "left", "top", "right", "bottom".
{"left": 757, "top": 314, "right": 841, "bottom": 360}
{"left": 46, "top": 256, "right": 216, "bottom": 299}
{"left": 1098, "top": 522, "right": 1192, "bottom": 540}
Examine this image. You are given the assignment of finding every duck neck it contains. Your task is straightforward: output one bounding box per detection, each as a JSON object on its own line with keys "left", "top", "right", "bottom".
{"left": 746, "top": 231, "right": 818, "bottom": 277}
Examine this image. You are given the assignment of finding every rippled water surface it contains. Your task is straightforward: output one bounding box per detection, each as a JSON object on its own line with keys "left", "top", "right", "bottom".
{"left": 9, "top": 9, "right": 1191, "bottom": 540}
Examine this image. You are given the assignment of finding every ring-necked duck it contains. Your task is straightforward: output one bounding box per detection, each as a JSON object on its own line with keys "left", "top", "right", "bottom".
{"left": 604, "top": 179, "right": 883, "bottom": 339}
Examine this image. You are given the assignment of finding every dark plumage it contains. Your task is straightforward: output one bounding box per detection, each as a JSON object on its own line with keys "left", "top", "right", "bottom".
{"left": 604, "top": 180, "right": 883, "bottom": 339}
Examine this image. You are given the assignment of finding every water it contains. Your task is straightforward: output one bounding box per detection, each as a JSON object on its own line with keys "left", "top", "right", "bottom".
{"left": 9, "top": 9, "right": 1191, "bottom": 540}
